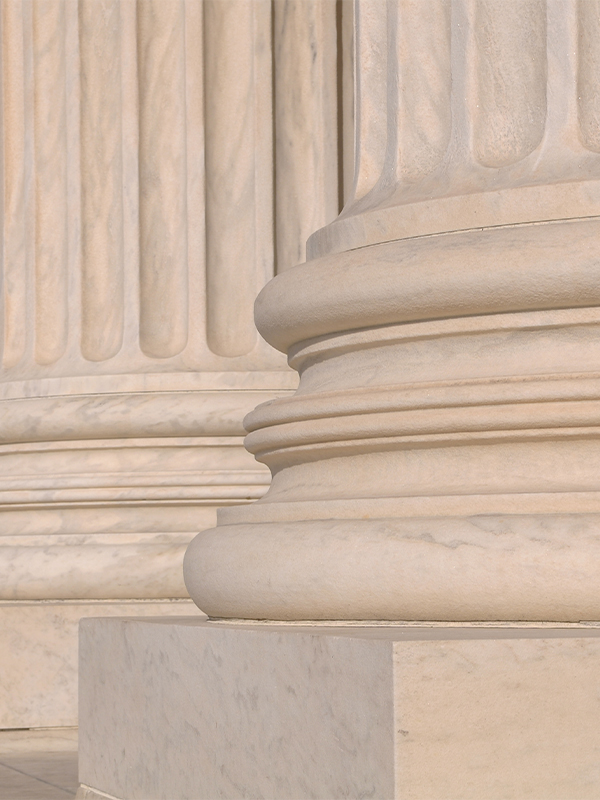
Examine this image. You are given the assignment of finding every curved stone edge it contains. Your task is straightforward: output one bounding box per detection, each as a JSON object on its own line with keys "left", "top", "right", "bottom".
{"left": 184, "top": 516, "right": 600, "bottom": 621}
{"left": 306, "top": 181, "right": 600, "bottom": 258}
{"left": 217, "top": 492, "right": 600, "bottom": 524}
{"left": 0, "top": 390, "right": 286, "bottom": 444}
{"left": 0, "top": 539, "right": 191, "bottom": 600}
{"left": 0, "top": 429, "right": 270, "bottom": 599}
{"left": 76, "top": 782, "right": 124, "bottom": 799}
{"left": 256, "top": 218, "right": 600, "bottom": 352}
{"left": 245, "top": 403, "right": 600, "bottom": 462}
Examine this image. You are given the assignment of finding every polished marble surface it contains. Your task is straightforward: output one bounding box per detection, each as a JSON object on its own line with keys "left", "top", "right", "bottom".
{"left": 79, "top": 618, "right": 600, "bottom": 799}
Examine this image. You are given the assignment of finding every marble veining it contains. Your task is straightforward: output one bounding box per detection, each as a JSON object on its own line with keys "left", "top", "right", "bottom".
{"left": 0, "top": 0, "right": 353, "bottom": 728}
{"left": 0, "top": 601, "right": 200, "bottom": 729}
{"left": 184, "top": 0, "right": 600, "bottom": 623}
{"left": 78, "top": 619, "right": 600, "bottom": 799}
{"left": 78, "top": 618, "right": 393, "bottom": 800}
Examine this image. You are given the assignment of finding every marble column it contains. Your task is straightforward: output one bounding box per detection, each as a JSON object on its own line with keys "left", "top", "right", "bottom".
{"left": 185, "top": 0, "right": 600, "bottom": 622}
{"left": 0, "top": 0, "right": 343, "bottom": 727}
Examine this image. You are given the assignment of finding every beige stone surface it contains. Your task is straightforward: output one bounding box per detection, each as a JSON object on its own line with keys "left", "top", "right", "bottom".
{"left": 78, "top": 618, "right": 600, "bottom": 800}
{"left": 0, "top": 429, "right": 274, "bottom": 601}
{"left": 0, "top": 756, "right": 78, "bottom": 799}
{"left": 310, "top": 0, "right": 600, "bottom": 258}
{"left": 0, "top": 0, "right": 354, "bottom": 725}
{"left": 185, "top": 0, "right": 600, "bottom": 621}
{"left": 273, "top": 0, "right": 339, "bottom": 272}
{"left": 0, "top": 762, "right": 74, "bottom": 799}
{"left": 76, "top": 788, "right": 117, "bottom": 800}
{"left": 0, "top": 0, "right": 300, "bottom": 597}
{"left": 188, "top": 227, "right": 600, "bottom": 620}
{"left": 0, "top": 600, "right": 201, "bottom": 729}
{"left": 78, "top": 617, "right": 395, "bottom": 800}
{"left": 0, "top": 728, "right": 77, "bottom": 755}
{"left": 0, "top": 728, "right": 78, "bottom": 799}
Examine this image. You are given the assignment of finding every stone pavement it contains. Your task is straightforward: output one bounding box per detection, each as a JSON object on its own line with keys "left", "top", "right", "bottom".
{"left": 0, "top": 729, "right": 77, "bottom": 799}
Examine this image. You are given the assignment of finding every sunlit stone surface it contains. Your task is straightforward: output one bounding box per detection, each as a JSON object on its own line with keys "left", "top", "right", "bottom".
{"left": 0, "top": 0, "right": 348, "bottom": 727}
{"left": 34, "top": 1, "right": 600, "bottom": 797}
{"left": 185, "top": 0, "right": 600, "bottom": 623}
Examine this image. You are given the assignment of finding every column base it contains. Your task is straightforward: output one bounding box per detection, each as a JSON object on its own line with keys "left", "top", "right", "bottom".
{"left": 79, "top": 617, "right": 600, "bottom": 799}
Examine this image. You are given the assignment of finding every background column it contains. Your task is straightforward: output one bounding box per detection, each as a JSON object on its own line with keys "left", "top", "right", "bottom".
{"left": 0, "top": 0, "right": 351, "bottom": 727}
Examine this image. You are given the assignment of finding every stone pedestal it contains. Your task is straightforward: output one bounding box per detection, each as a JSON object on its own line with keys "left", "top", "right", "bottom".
{"left": 77, "top": 618, "right": 600, "bottom": 800}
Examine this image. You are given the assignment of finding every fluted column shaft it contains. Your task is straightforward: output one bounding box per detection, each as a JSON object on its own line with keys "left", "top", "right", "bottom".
{"left": 186, "top": 0, "right": 600, "bottom": 622}
{"left": 0, "top": 0, "right": 347, "bottom": 605}
{"left": 313, "top": 0, "right": 600, "bottom": 254}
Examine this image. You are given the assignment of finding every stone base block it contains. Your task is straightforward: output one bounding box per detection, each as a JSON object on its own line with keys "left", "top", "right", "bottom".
{"left": 0, "top": 600, "right": 200, "bottom": 729}
{"left": 78, "top": 618, "right": 600, "bottom": 800}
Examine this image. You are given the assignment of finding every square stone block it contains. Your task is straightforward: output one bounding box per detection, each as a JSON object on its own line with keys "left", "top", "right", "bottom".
{"left": 78, "top": 618, "right": 600, "bottom": 800}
